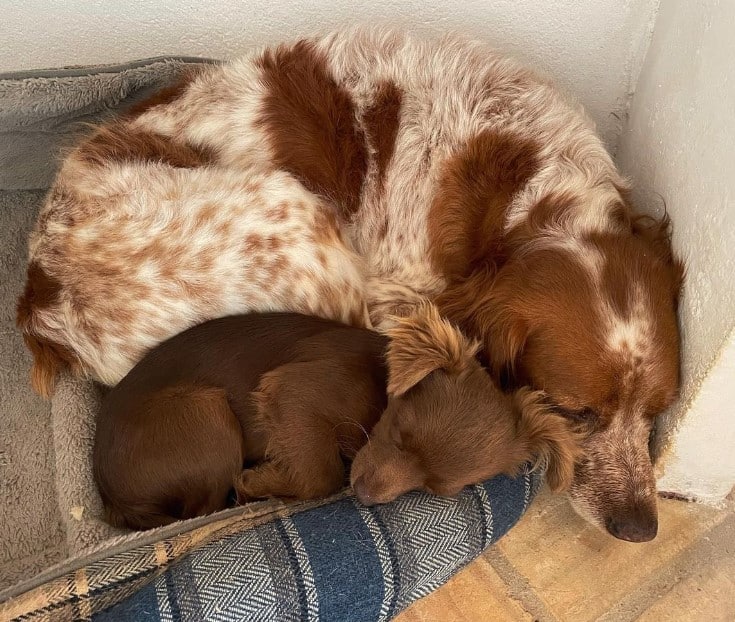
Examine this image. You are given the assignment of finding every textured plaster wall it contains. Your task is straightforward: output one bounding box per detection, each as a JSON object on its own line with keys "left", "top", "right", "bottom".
{"left": 617, "top": 0, "right": 735, "bottom": 503}
{"left": 2, "top": 0, "right": 659, "bottom": 149}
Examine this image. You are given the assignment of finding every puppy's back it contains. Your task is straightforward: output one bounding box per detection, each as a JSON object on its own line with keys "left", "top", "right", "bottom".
{"left": 94, "top": 313, "right": 387, "bottom": 529}
{"left": 96, "top": 385, "right": 242, "bottom": 529}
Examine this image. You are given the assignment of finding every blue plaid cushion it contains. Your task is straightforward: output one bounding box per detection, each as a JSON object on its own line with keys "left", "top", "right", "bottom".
{"left": 97, "top": 471, "right": 541, "bottom": 622}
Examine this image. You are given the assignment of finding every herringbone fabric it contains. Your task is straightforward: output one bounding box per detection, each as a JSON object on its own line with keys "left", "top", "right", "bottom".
{"left": 1, "top": 471, "right": 540, "bottom": 622}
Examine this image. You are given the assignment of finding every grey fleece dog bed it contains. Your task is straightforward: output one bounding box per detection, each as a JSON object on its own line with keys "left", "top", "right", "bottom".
{"left": 0, "top": 59, "right": 540, "bottom": 620}
{"left": 0, "top": 57, "right": 218, "bottom": 588}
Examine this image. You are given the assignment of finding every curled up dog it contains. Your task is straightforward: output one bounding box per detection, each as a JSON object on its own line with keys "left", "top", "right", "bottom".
{"left": 94, "top": 306, "right": 580, "bottom": 530}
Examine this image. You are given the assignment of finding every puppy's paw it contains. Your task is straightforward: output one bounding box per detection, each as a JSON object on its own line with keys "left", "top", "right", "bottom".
{"left": 234, "top": 469, "right": 269, "bottom": 503}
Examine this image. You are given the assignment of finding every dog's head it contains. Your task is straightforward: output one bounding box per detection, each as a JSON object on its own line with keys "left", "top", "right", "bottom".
{"left": 350, "top": 304, "right": 577, "bottom": 506}
{"left": 438, "top": 213, "right": 684, "bottom": 542}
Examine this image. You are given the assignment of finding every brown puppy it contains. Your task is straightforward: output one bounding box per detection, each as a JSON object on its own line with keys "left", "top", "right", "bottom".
{"left": 94, "top": 309, "right": 579, "bottom": 530}
{"left": 94, "top": 312, "right": 388, "bottom": 530}
{"left": 351, "top": 306, "right": 581, "bottom": 506}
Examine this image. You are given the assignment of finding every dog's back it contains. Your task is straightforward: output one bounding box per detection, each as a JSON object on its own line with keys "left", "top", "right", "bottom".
{"left": 94, "top": 312, "right": 387, "bottom": 530}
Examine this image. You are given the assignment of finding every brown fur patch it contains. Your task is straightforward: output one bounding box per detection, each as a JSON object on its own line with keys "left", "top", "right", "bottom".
{"left": 17, "top": 262, "right": 62, "bottom": 321}
{"left": 436, "top": 246, "right": 612, "bottom": 411}
{"left": 428, "top": 131, "right": 540, "bottom": 279}
{"left": 265, "top": 235, "right": 282, "bottom": 252}
{"left": 96, "top": 385, "right": 244, "bottom": 530}
{"left": 363, "top": 82, "right": 402, "bottom": 193}
{"left": 266, "top": 202, "right": 290, "bottom": 222}
{"left": 257, "top": 40, "right": 368, "bottom": 219}
{"left": 16, "top": 262, "right": 78, "bottom": 397}
{"left": 243, "top": 234, "right": 264, "bottom": 254}
{"left": 124, "top": 67, "right": 201, "bottom": 117}
{"left": 196, "top": 202, "right": 220, "bottom": 225}
{"left": 311, "top": 208, "right": 343, "bottom": 245}
{"left": 78, "top": 122, "right": 213, "bottom": 169}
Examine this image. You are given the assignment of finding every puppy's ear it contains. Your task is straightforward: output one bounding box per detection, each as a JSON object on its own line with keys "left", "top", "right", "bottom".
{"left": 385, "top": 303, "right": 480, "bottom": 397}
{"left": 513, "top": 387, "right": 582, "bottom": 492}
{"left": 436, "top": 266, "right": 529, "bottom": 384}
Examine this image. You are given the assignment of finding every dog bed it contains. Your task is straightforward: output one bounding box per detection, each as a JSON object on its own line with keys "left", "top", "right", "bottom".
{"left": 0, "top": 58, "right": 541, "bottom": 621}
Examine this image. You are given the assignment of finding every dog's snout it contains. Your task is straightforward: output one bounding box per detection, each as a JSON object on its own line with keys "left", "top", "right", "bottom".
{"left": 352, "top": 475, "right": 376, "bottom": 507}
{"left": 605, "top": 506, "right": 658, "bottom": 543}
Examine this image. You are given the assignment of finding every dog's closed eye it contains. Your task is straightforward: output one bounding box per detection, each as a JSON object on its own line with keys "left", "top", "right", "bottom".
{"left": 555, "top": 406, "right": 597, "bottom": 424}
{"left": 389, "top": 423, "right": 403, "bottom": 448}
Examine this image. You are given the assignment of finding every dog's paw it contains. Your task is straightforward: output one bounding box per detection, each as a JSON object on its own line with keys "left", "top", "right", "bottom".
{"left": 234, "top": 469, "right": 268, "bottom": 503}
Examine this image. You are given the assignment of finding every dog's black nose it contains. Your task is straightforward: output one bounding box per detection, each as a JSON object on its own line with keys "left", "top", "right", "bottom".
{"left": 605, "top": 507, "right": 658, "bottom": 542}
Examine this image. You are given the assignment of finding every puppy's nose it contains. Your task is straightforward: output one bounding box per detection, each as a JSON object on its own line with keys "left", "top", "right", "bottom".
{"left": 605, "top": 506, "right": 658, "bottom": 542}
{"left": 352, "top": 476, "right": 376, "bottom": 506}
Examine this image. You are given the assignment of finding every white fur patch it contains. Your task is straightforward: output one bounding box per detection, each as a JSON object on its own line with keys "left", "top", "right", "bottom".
{"left": 605, "top": 287, "right": 654, "bottom": 366}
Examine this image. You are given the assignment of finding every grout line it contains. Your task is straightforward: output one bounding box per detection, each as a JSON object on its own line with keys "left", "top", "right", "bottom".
{"left": 596, "top": 510, "right": 735, "bottom": 622}
{"left": 484, "top": 546, "right": 559, "bottom": 622}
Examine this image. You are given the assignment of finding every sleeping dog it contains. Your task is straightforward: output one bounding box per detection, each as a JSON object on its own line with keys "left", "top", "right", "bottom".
{"left": 94, "top": 306, "right": 579, "bottom": 530}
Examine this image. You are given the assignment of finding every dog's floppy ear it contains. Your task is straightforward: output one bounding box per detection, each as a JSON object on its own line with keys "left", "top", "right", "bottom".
{"left": 631, "top": 211, "right": 686, "bottom": 309}
{"left": 385, "top": 303, "right": 481, "bottom": 397}
{"left": 436, "top": 266, "right": 529, "bottom": 385}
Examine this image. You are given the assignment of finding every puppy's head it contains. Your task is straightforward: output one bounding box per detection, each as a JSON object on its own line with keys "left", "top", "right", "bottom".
{"left": 350, "top": 304, "right": 535, "bottom": 506}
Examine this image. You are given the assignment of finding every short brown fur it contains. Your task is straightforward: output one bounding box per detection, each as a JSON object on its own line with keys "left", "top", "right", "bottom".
{"left": 363, "top": 82, "right": 403, "bottom": 194}
{"left": 77, "top": 122, "right": 212, "bottom": 169}
{"left": 94, "top": 312, "right": 388, "bottom": 529}
{"left": 351, "top": 305, "right": 580, "bottom": 505}
{"left": 429, "top": 130, "right": 540, "bottom": 279}
{"left": 124, "top": 68, "right": 201, "bottom": 117}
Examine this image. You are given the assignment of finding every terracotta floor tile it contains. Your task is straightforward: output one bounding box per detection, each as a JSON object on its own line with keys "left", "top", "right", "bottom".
{"left": 635, "top": 561, "right": 735, "bottom": 621}
{"left": 632, "top": 515, "right": 735, "bottom": 622}
{"left": 491, "top": 491, "right": 729, "bottom": 622}
{"left": 396, "top": 555, "right": 533, "bottom": 622}
{"left": 393, "top": 493, "right": 732, "bottom": 622}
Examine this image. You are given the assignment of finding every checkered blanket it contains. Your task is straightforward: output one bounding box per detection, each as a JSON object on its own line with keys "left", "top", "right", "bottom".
{"left": 2, "top": 471, "right": 540, "bottom": 622}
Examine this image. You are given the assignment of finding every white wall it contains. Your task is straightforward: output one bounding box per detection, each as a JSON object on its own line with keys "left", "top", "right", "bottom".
{"left": 2, "top": 0, "right": 658, "bottom": 149}
{"left": 617, "top": 0, "right": 735, "bottom": 503}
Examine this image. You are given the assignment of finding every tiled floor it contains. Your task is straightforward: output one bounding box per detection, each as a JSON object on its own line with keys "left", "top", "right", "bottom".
{"left": 396, "top": 490, "right": 735, "bottom": 621}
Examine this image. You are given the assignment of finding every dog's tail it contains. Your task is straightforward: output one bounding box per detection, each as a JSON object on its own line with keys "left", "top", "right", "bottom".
{"left": 16, "top": 262, "right": 80, "bottom": 399}
{"left": 18, "top": 332, "right": 72, "bottom": 399}
{"left": 513, "top": 387, "right": 582, "bottom": 492}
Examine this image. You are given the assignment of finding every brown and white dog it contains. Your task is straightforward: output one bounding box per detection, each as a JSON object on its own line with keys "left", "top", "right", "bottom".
{"left": 18, "top": 28, "right": 683, "bottom": 541}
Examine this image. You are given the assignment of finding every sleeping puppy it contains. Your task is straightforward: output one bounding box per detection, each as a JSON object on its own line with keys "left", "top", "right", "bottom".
{"left": 94, "top": 312, "right": 388, "bottom": 530}
{"left": 94, "top": 308, "right": 579, "bottom": 530}
{"left": 350, "top": 305, "right": 581, "bottom": 505}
